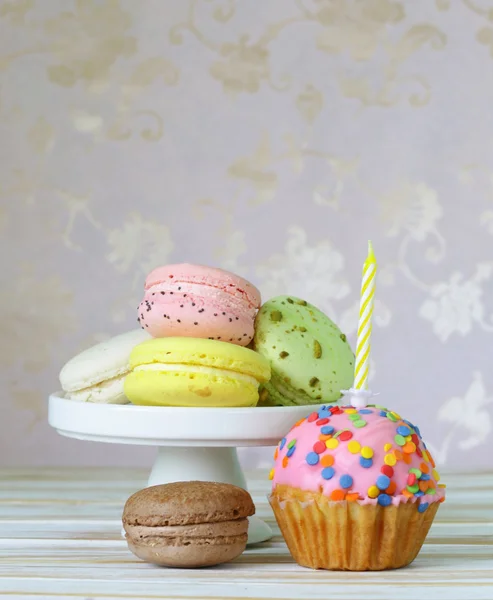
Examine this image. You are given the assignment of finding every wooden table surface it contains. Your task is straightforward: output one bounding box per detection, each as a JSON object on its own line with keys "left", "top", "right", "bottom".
{"left": 0, "top": 468, "right": 492, "bottom": 599}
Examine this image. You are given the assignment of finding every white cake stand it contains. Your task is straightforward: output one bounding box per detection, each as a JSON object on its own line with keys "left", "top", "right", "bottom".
{"left": 48, "top": 393, "right": 318, "bottom": 544}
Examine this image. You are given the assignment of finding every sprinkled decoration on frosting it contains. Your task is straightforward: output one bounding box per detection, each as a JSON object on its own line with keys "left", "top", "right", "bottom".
{"left": 270, "top": 404, "right": 445, "bottom": 510}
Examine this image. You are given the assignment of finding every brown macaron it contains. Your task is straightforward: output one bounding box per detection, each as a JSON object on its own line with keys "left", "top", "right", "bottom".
{"left": 122, "top": 481, "right": 255, "bottom": 568}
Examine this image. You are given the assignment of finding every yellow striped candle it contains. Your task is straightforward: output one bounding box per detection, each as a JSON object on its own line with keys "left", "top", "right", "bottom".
{"left": 354, "top": 241, "right": 377, "bottom": 390}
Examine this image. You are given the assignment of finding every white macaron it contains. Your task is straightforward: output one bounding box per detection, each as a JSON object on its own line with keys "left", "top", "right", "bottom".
{"left": 59, "top": 329, "right": 150, "bottom": 404}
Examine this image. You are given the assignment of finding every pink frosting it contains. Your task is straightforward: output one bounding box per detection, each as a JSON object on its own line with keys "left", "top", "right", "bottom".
{"left": 271, "top": 404, "right": 445, "bottom": 509}
{"left": 138, "top": 264, "right": 261, "bottom": 346}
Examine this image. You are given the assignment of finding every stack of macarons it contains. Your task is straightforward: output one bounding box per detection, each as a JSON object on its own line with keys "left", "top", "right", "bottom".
{"left": 59, "top": 263, "right": 355, "bottom": 408}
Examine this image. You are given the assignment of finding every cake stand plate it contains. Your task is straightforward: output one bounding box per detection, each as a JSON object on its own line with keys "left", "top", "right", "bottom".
{"left": 48, "top": 393, "right": 318, "bottom": 544}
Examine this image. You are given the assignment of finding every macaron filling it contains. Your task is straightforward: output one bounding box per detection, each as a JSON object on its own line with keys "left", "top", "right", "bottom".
{"left": 133, "top": 363, "right": 260, "bottom": 387}
{"left": 64, "top": 373, "right": 128, "bottom": 402}
{"left": 126, "top": 519, "right": 248, "bottom": 540}
{"left": 262, "top": 372, "right": 324, "bottom": 406}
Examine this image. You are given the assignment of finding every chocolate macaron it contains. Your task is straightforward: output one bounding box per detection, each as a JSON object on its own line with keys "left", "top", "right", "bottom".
{"left": 122, "top": 481, "right": 255, "bottom": 568}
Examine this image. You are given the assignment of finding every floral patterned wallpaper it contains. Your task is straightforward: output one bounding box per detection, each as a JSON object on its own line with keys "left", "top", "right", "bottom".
{"left": 2, "top": 0, "right": 492, "bottom": 470}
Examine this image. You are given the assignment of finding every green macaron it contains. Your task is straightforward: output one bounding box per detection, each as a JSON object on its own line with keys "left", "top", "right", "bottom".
{"left": 253, "top": 295, "right": 355, "bottom": 406}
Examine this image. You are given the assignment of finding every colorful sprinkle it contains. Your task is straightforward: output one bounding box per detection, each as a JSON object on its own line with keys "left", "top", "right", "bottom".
{"left": 326, "top": 438, "right": 339, "bottom": 450}
{"left": 358, "top": 409, "right": 373, "bottom": 414}
{"left": 345, "top": 408, "right": 357, "bottom": 414}
{"left": 384, "top": 453, "right": 397, "bottom": 466}
{"left": 313, "top": 441, "right": 326, "bottom": 454}
{"left": 282, "top": 456, "right": 289, "bottom": 468}
{"left": 394, "top": 450, "right": 403, "bottom": 461}
{"left": 387, "top": 412, "right": 398, "bottom": 422}
{"left": 376, "top": 475, "right": 391, "bottom": 490}
{"left": 386, "top": 480, "right": 397, "bottom": 495}
{"left": 420, "top": 462, "right": 430, "bottom": 474}
{"left": 378, "top": 493, "right": 392, "bottom": 507}
{"left": 418, "top": 502, "right": 429, "bottom": 513}
{"left": 339, "top": 430, "right": 353, "bottom": 441}
{"left": 306, "top": 452, "right": 319, "bottom": 465}
{"left": 287, "top": 439, "right": 296, "bottom": 449}
{"left": 381, "top": 465, "right": 394, "bottom": 478}
{"left": 287, "top": 446, "right": 296, "bottom": 457}
{"left": 426, "top": 488, "right": 436, "bottom": 495}
{"left": 330, "top": 489, "right": 346, "bottom": 501}
{"left": 384, "top": 443, "right": 392, "bottom": 452}
{"left": 269, "top": 468, "right": 274, "bottom": 480}
{"left": 318, "top": 434, "right": 332, "bottom": 441}
{"left": 316, "top": 418, "right": 329, "bottom": 426}
{"left": 360, "top": 457, "right": 373, "bottom": 468}
{"left": 432, "top": 468, "right": 440, "bottom": 481}
{"left": 348, "top": 413, "right": 360, "bottom": 421}
{"left": 274, "top": 447, "right": 279, "bottom": 460}
{"left": 394, "top": 434, "right": 406, "bottom": 446}
{"left": 361, "top": 446, "right": 374, "bottom": 459}
{"left": 320, "top": 454, "right": 334, "bottom": 467}
{"left": 340, "top": 474, "right": 353, "bottom": 489}
{"left": 346, "top": 492, "right": 360, "bottom": 502}
{"left": 279, "top": 438, "right": 287, "bottom": 450}
{"left": 348, "top": 440, "right": 361, "bottom": 454}
{"left": 407, "top": 483, "right": 419, "bottom": 494}
{"left": 321, "top": 425, "right": 335, "bottom": 435}
{"left": 403, "top": 441, "right": 416, "bottom": 454}
{"left": 409, "top": 468, "right": 422, "bottom": 478}
{"left": 321, "top": 467, "right": 335, "bottom": 480}
{"left": 368, "top": 485, "right": 380, "bottom": 498}
{"left": 402, "top": 453, "right": 412, "bottom": 465}
{"left": 407, "top": 473, "right": 417, "bottom": 486}
{"left": 353, "top": 420, "right": 367, "bottom": 428}
{"left": 397, "top": 425, "right": 411, "bottom": 436}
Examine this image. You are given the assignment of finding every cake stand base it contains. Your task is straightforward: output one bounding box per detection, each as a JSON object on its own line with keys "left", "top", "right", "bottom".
{"left": 148, "top": 446, "right": 271, "bottom": 544}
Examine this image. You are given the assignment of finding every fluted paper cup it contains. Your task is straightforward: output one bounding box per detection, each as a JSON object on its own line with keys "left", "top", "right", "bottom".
{"left": 269, "top": 485, "right": 439, "bottom": 571}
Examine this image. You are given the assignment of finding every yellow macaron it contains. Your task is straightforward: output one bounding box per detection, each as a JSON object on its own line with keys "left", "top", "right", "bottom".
{"left": 124, "top": 337, "right": 271, "bottom": 407}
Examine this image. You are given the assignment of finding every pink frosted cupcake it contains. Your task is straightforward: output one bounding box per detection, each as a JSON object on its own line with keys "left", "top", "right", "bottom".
{"left": 269, "top": 404, "right": 445, "bottom": 571}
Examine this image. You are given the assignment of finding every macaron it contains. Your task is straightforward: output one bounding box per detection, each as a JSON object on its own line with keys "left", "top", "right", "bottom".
{"left": 59, "top": 329, "right": 150, "bottom": 404}
{"left": 122, "top": 481, "right": 255, "bottom": 568}
{"left": 138, "top": 263, "right": 261, "bottom": 346}
{"left": 253, "top": 296, "right": 354, "bottom": 406}
{"left": 124, "top": 337, "right": 271, "bottom": 407}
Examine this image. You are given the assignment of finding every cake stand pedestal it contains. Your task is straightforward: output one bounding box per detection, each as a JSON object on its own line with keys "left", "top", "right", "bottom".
{"left": 48, "top": 393, "right": 317, "bottom": 544}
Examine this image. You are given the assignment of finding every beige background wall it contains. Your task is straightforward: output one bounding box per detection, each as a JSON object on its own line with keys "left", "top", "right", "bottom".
{"left": 1, "top": 0, "right": 492, "bottom": 471}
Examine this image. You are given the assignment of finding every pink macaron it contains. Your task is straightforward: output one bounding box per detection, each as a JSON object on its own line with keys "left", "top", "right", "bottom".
{"left": 138, "top": 264, "right": 261, "bottom": 346}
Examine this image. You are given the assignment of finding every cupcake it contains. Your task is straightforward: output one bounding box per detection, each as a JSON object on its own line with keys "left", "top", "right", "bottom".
{"left": 269, "top": 404, "right": 445, "bottom": 571}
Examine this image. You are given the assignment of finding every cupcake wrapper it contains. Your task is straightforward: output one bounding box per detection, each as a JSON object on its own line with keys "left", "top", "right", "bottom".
{"left": 269, "top": 487, "right": 440, "bottom": 571}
